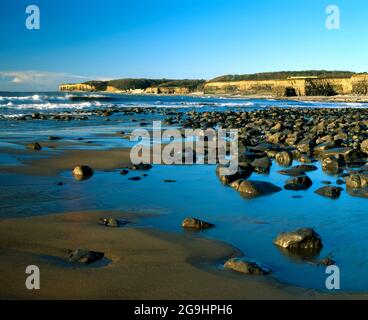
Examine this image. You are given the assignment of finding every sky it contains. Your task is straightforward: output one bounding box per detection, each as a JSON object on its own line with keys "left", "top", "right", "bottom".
{"left": 0, "top": 0, "right": 367, "bottom": 91}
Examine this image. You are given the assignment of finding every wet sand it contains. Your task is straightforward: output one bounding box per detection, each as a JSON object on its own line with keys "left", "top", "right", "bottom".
{"left": 0, "top": 210, "right": 326, "bottom": 299}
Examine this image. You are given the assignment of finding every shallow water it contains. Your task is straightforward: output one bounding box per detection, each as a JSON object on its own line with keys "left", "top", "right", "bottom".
{"left": 1, "top": 92, "right": 368, "bottom": 292}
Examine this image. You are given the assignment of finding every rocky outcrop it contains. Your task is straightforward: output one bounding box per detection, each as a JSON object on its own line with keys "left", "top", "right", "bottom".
{"left": 224, "top": 258, "right": 271, "bottom": 275}
{"left": 273, "top": 228, "right": 323, "bottom": 250}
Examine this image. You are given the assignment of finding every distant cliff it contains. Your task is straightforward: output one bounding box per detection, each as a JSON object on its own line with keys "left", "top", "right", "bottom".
{"left": 59, "top": 79, "right": 205, "bottom": 95}
{"left": 59, "top": 71, "right": 368, "bottom": 97}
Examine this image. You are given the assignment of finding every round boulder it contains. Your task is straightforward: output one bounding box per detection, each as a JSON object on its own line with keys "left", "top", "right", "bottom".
{"left": 273, "top": 228, "right": 323, "bottom": 249}
{"left": 182, "top": 217, "right": 214, "bottom": 229}
{"left": 72, "top": 165, "right": 94, "bottom": 181}
{"left": 224, "top": 258, "right": 271, "bottom": 275}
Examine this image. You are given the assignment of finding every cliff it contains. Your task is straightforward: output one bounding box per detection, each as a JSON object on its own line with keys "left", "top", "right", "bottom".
{"left": 59, "top": 72, "right": 368, "bottom": 97}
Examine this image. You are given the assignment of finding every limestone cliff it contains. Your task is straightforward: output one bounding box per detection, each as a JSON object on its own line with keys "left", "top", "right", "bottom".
{"left": 59, "top": 73, "right": 368, "bottom": 97}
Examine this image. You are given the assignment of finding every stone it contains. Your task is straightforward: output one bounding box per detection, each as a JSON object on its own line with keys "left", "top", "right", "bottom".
{"left": 321, "top": 148, "right": 361, "bottom": 164}
{"left": 284, "top": 175, "right": 313, "bottom": 191}
{"left": 275, "top": 151, "right": 293, "bottom": 167}
{"left": 120, "top": 169, "right": 129, "bottom": 175}
{"left": 314, "top": 186, "right": 341, "bottom": 199}
{"left": 232, "top": 180, "right": 282, "bottom": 198}
{"left": 98, "top": 218, "right": 123, "bottom": 228}
{"left": 361, "top": 139, "right": 368, "bottom": 155}
{"left": 129, "top": 163, "right": 153, "bottom": 170}
{"left": 68, "top": 249, "right": 104, "bottom": 264}
{"left": 128, "top": 176, "right": 141, "bottom": 181}
{"left": 72, "top": 165, "right": 93, "bottom": 181}
{"left": 296, "top": 139, "right": 315, "bottom": 154}
{"left": 273, "top": 228, "right": 323, "bottom": 249}
{"left": 224, "top": 258, "right": 271, "bottom": 275}
{"left": 182, "top": 217, "right": 214, "bottom": 229}
{"left": 322, "top": 156, "right": 345, "bottom": 174}
{"left": 27, "top": 142, "right": 42, "bottom": 151}
{"left": 251, "top": 157, "right": 271, "bottom": 174}
{"left": 346, "top": 174, "right": 368, "bottom": 189}
{"left": 216, "top": 164, "right": 253, "bottom": 185}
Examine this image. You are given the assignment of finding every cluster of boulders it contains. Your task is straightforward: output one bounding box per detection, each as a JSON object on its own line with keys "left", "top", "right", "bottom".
{"left": 181, "top": 216, "right": 331, "bottom": 275}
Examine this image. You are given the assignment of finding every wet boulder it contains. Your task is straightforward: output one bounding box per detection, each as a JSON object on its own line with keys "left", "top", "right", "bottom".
{"left": 224, "top": 258, "right": 271, "bottom": 275}
{"left": 321, "top": 148, "right": 361, "bottom": 164}
{"left": 273, "top": 228, "right": 323, "bottom": 249}
{"left": 98, "top": 218, "right": 124, "bottom": 228}
{"left": 346, "top": 174, "right": 368, "bottom": 189}
{"left": 27, "top": 142, "right": 42, "bottom": 151}
{"left": 275, "top": 151, "right": 293, "bottom": 167}
{"left": 68, "top": 249, "right": 104, "bottom": 264}
{"left": 216, "top": 164, "right": 253, "bottom": 185}
{"left": 72, "top": 165, "right": 94, "bottom": 181}
{"left": 314, "top": 186, "right": 342, "bottom": 199}
{"left": 296, "top": 139, "right": 315, "bottom": 155}
{"left": 322, "top": 156, "right": 345, "bottom": 174}
{"left": 361, "top": 139, "right": 368, "bottom": 155}
{"left": 251, "top": 157, "right": 271, "bottom": 174}
{"left": 182, "top": 217, "right": 214, "bottom": 229}
{"left": 232, "top": 180, "right": 282, "bottom": 198}
{"left": 284, "top": 175, "right": 313, "bottom": 191}
{"left": 129, "top": 163, "right": 153, "bottom": 170}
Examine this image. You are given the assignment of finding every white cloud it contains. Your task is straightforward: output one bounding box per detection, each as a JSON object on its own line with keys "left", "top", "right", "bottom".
{"left": 0, "top": 71, "right": 110, "bottom": 91}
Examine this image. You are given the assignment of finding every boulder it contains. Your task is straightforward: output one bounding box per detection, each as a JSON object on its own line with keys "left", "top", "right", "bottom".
{"left": 284, "top": 175, "right": 313, "bottom": 191}
{"left": 322, "top": 156, "right": 345, "bottom": 174}
{"left": 98, "top": 218, "right": 123, "bottom": 228}
{"left": 224, "top": 258, "right": 271, "bottom": 275}
{"left": 321, "top": 148, "right": 361, "bottom": 164}
{"left": 273, "top": 228, "right": 323, "bottom": 249}
{"left": 251, "top": 157, "right": 271, "bottom": 174}
{"left": 278, "top": 167, "right": 306, "bottom": 177}
{"left": 296, "top": 139, "right": 315, "bottom": 154}
{"left": 293, "top": 164, "right": 318, "bottom": 172}
{"left": 361, "top": 139, "right": 368, "bottom": 155}
{"left": 216, "top": 164, "right": 253, "bottom": 185}
{"left": 232, "top": 180, "right": 282, "bottom": 198}
{"left": 346, "top": 174, "right": 368, "bottom": 189}
{"left": 68, "top": 249, "right": 104, "bottom": 264}
{"left": 182, "top": 217, "right": 214, "bottom": 229}
{"left": 275, "top": 151, "right": 293, "bottom": 167}
{"left": 27, "top": 142, "right": 42, "bottom": 151}
{"left": 129, "top": 163, "right": 153, "bottom": 170}
{"left": 314, "top": 186, "right": 341, "bottom": 199}
{"left": 72, "top": 165, "right": 94, "bottom": 181}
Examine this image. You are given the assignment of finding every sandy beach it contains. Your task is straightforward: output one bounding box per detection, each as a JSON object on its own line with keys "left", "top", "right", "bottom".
{"left": 0, "top": 209, "right": 364, "bottom": 300}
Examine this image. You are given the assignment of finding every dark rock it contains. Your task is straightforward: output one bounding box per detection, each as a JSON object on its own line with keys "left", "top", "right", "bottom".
{"left": 275, "top": 151, "right": 293, "bottom": 167}
{"left": 346, "top": 174, "right": 368, "bottom": 189}
{"left": 224, "top": 258, "right": 271, "bottom": 275}
{"left": 128, "top": 176, "right": 141, "bottom": 181}
{"left": 98, "top": 218, "right": 123, "bottom": 228}
{"left": 322, "top": 156, "right": 345, "bottom": 174}
{"left": 273, "top": 228, "right": 323, "bottom": 249}
{"left": 284, "top": 175, "right": 313, "bottom": 191}
{"left": 216, "top": 164, "right": 253, "bottom": 185}
{"left": 27, "top": 142, "right": 42, "bottom": 151}
{"left": 314, "top": 186, "right": 341, "bottom": 199}
{"left": 251, "top": 157, "right": 271, "bottom": 174}
{"left": 120, "top": 169, "right": 129, "bottom": 175}
{"left": 72, "top": 165, "right": 93, "bottom": 181}
{"left": 182, "top": 217, "right": 214, "bottom": 229}
{"left": 231, "top": 180, "right": 282, "bottom": 198}
{"left": 361, "top": 139, "right": 368, "bottom": 155}
{"left": 318, "top": 256, "right": 336, "bottom": 266}
{"left": 68, "top": 249, "right": 104, "bottom": 264}
{"left": 129, "top": 163, "right": 152, "bottom": 170}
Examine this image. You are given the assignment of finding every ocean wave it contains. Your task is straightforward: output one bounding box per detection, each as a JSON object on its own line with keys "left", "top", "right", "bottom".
{"left": 0, "top": 101, "right": 104, "bottom": 111}
{"left": 0, "top": 94, "right": 43, "bottom": 102}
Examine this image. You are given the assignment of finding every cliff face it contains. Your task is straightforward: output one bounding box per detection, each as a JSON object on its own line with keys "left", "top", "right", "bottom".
{"left": 59, "top": 83, "right": 98, "bottom": 92}
{"left": 59, "top": 73, "right": 368, "bottom": 97}
{"left": 204, "top": 74, "right": 368, "bottom": 96}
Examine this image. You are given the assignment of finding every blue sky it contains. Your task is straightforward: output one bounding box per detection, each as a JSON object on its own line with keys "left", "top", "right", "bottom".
{"left": 0, "top": 0, "right": 367, "bottom": 90}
